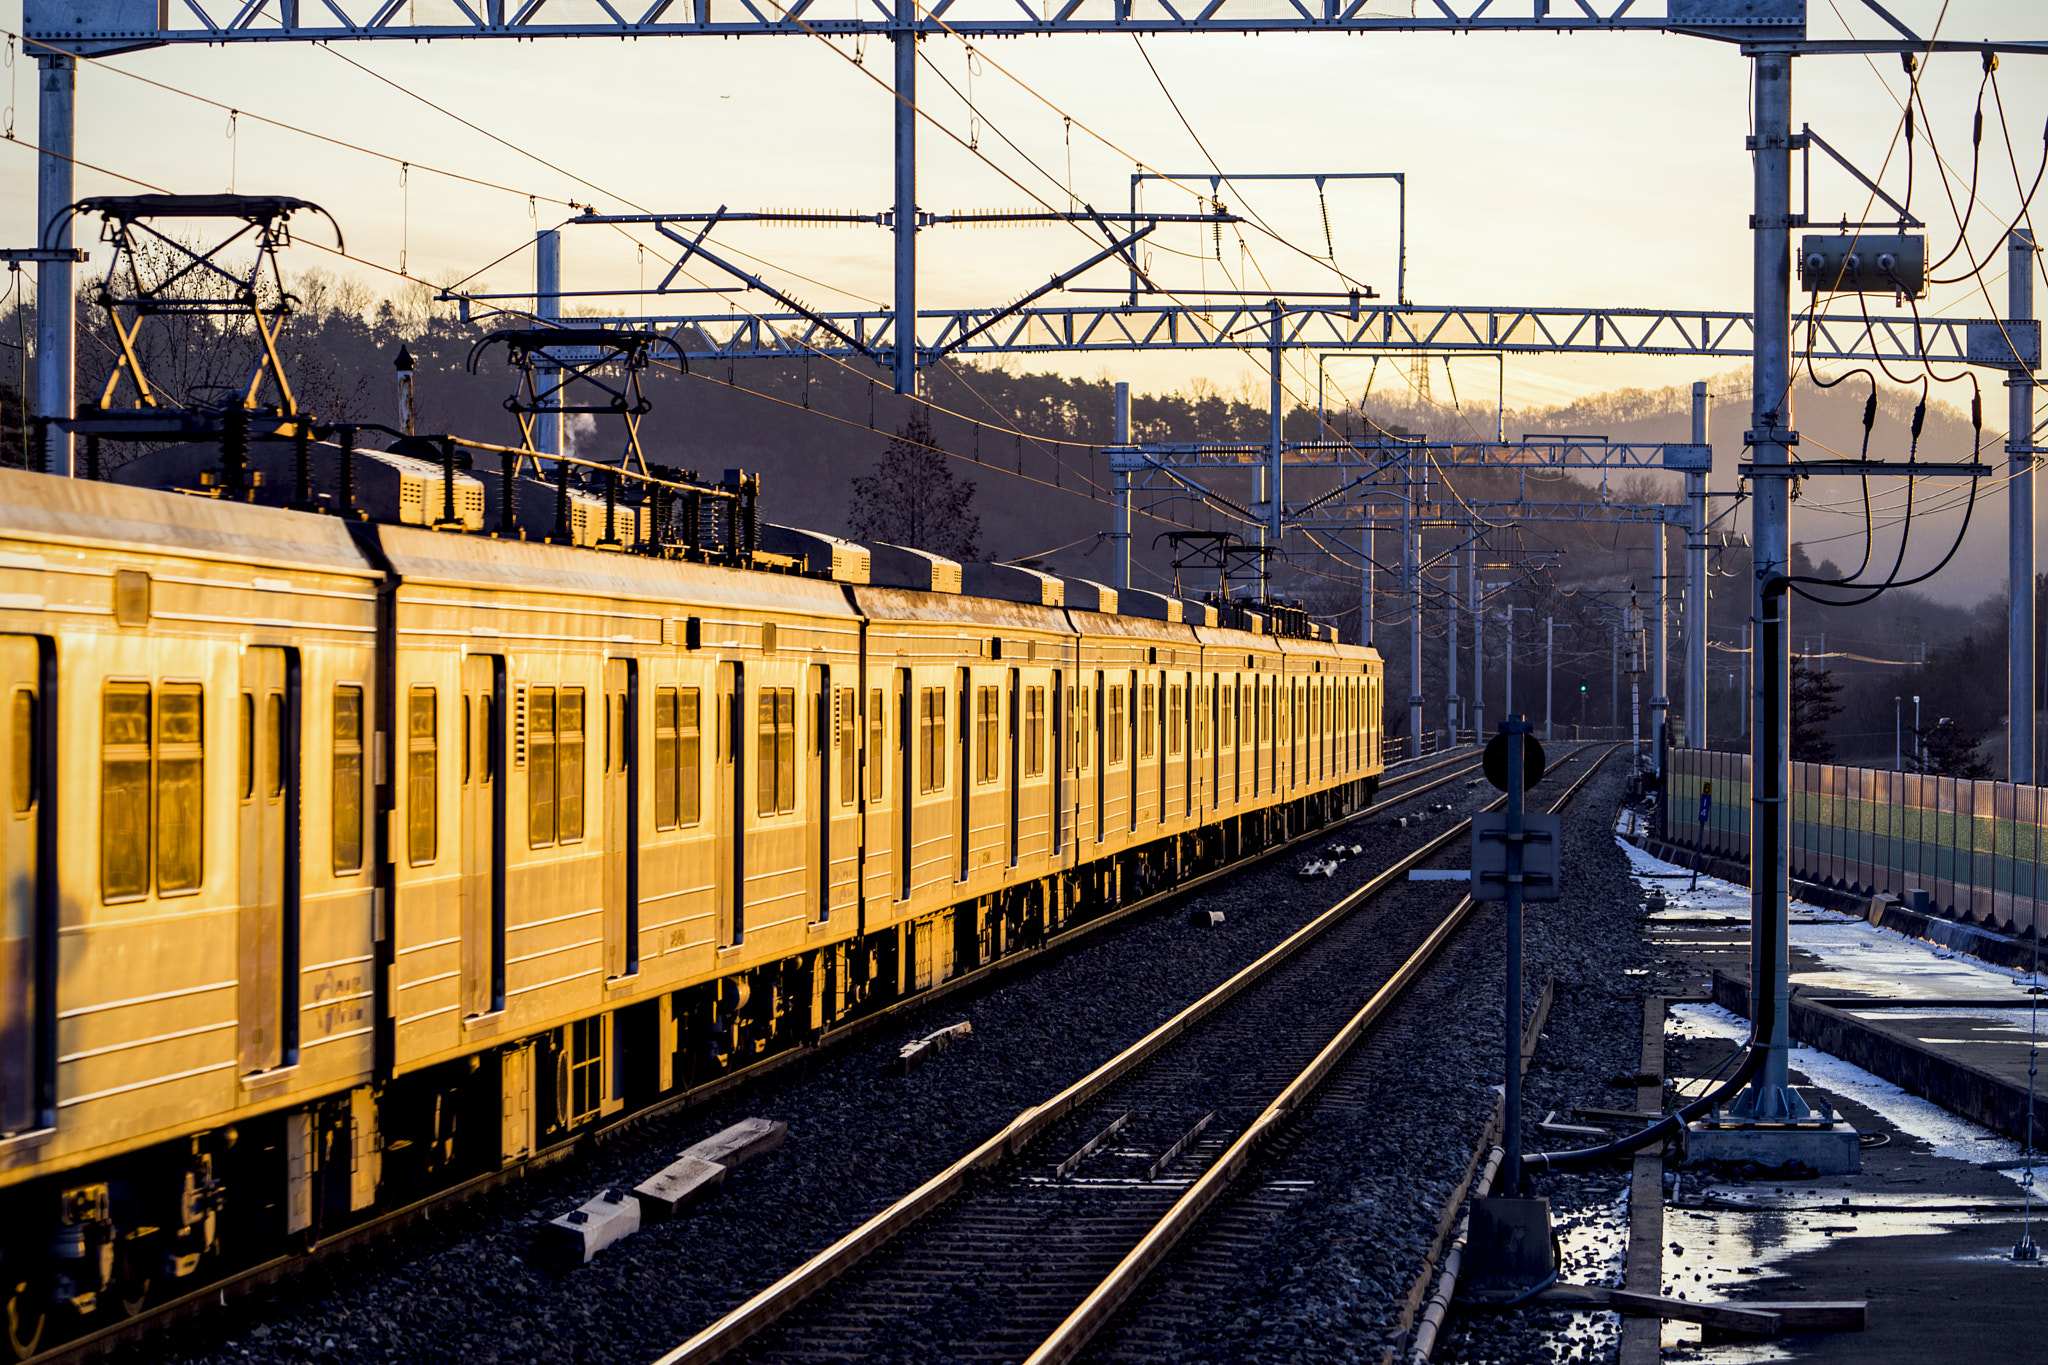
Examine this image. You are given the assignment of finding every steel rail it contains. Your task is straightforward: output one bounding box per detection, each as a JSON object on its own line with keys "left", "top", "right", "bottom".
{"left": 1020, "top": 745, "right": 1619, "bottom": 1365}
{"left": 652, "top": 745, "right": 1605, "bottom": 1365}
{"left": 27, "top": 750, "right": 1477, "bottom": 1365}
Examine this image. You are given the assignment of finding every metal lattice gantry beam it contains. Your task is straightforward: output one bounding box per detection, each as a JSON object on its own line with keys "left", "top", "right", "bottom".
{"left": 597, "top": 299, "right": 2017, "bottom": 366}
{"left": 1109, "top": 438, "right": 1708, "bottom": 471}
{"left": 21, "top": 0, "right": 1815, "bottom": 54}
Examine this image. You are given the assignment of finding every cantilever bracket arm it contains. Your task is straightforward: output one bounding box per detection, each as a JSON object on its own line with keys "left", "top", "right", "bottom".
{"left": 1802, "top": 125, "right": 1924, "bottom": 229}
{"left": 1128, "top": 455, "right": 1263, "bottom": 528}
{"left": 926, "top": 219, "right": 1158, "bottom": 362}
{"left": 647, "top": 220, "right": 881, "bottom": 362}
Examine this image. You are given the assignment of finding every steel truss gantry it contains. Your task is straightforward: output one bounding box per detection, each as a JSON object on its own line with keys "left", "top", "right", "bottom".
{"left": 557, "top": 297, "right": 2007, "bottom": 369}
{"left": 21, "top": 0, "right": 1819, "bottom": 52}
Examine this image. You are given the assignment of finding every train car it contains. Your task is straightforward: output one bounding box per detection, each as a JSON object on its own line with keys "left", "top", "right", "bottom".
{"left": 0, "top": 459, "right": 1382, "bottom": 1359}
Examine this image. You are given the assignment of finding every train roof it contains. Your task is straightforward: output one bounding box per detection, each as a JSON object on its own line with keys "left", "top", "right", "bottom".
{"left": 0, "top": 466, "right": 376, "bottom": 578}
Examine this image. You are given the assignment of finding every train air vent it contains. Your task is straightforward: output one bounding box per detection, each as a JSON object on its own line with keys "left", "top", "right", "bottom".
{"left": 513, "top": 684, "right": 529, "bottom": 769}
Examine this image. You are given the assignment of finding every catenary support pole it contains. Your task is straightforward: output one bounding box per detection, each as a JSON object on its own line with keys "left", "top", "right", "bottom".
{"left": 1268, "top": 302, "right": 1285, "bottom": 548}
{"left": 1500, "top": 714, "right": 1529, "bottom": 1198}
{"left": 1504, "top": 605, "right": 1515, "bottom": 719}
{"left": 1734, "top": 49, "right": 1805, "bottom": 1123}
{"left": 1651, "top": 523, "right": 1669, "bottom": 769}
{"left": 1361, "top": 525, "right": 1374, "bottom": 648}
{"left": 1408, "top": 525, "right": 1423, "bottom": 759}
{"left": 534, "top": 230, "right": 562, "bottom": 460}
{"left": 1469, "top": 542, "right": 1484, "bottom": 737}
{"left": 892, "top": 0, "right": 918, "bottom": 395}
{"left": 1545, "top": 616, "right": 1554, "bottom": 742}
{"left": 1687, "top": 382, "right": 1711, "bottom": 749}
{"left": 1611, "top": 616, "right": 1619, "bottom": 731}
{"left": 1112, "top": 382, "right": 1131, "bottom": 590}
{"left": 36, "top": 55, "right": 75, "bottom": 477}
{"left": 1447, "top": 565, "right": 1461, "bottom": 739}
{"left": 2010, "top": 228, "right": 2038, "bottom": 783}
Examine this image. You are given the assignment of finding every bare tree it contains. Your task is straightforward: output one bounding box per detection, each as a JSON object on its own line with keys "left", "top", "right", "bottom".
{"left": 847, "top": 409, "right": 981, "bottom": 561}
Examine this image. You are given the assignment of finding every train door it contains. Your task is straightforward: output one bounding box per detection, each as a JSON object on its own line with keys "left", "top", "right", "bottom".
{"left": 1007, "top": 668, "right": 1021, "bottom": 866}
{"left": 1154, "top": 671, "right": 1167, "bottom": 822}
{"left": 955, "top": 667, "right": 971, "bottom": 881}
{"left": 897, "top": 669, "right": 912, "bottom": 899}
{"left": 603, "top": 659, "right": 637, "bottom": 978}
{"left": 1130, "top": 671, "right": 1146, "bottom": 834}
{"left": 716, "top": 661, "right": 742, "bottom": 946}
{"left": 1050, "top": 671, "right": 1064, "bottom": 855}
{"left": 1093, "top": 671, "right": 1105, "bottom": 845}
{"left": 812, "top": 664, "right": 829, "bottom": 920}
{"left": 0, "top": 637, "right": 45, "bottom": 1136}
{"left": 1210, "top": 676, "right": 1220, "bottom": 808}
{"left": 238, "top": 646, "right": 297, "bottom": 1075}
{"left": 460, "top": 654, "right": 504, "bottom": 1017}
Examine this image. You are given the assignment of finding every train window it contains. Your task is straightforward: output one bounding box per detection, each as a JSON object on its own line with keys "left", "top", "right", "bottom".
{"left": 1024, "top": 687, "right": 1045, "bottom": 778}
{"left": 333, "top": 686, "right": 364, "bottom": 874}
{"left": 407, "top": 687, "right": 438, "bottom": 866}
{"left": 529, "top": 687, "right": 557, "bottom": 846}
{"left": 678, "top": 688, "right": 701, "bottom": 826}
{"left": 101, "top": 683, "right": 151, "bottom": 902}
{"left": 757, "top": 687, "right": 797, "bottom": 815}
{"left": 1168, "top": 684, "right": 1183, "bottom": 756}
{"left": 1138, "top": 685, "right": 1154, "bottom": 760}
{"left": 839, "top": 688, "right": 858, "bottom": 806}
{"left": 10, "top": 688, "right": 34, "bottom": 815}
{"left": 1221, "top": 684, "right": 1235, "bottom": 749}
{"left": 481, "top": 694, "right": 496, "bottom": 784}
{"left": 1066, "top": 686, "right": 1090, "bottom": 775}
{"left": 156, "top": 684, "right": 205, "bottom": 894}
{"left": 1078, "top": 686, "right": 1091, "bottom": 772}
{"left": 976, "top": 685, "right": 1000, "bottom": 785}
{"left": 918, "top": 687, "right": 947, "bottom": 794}
{"left": 559, "top": 688, "right": 586, "bottom": 841}
{"left": 1195, "top": 685, "right": 1209, "bottom": 754}
{"left": 238, "top": 693, "right": 255, "bottom": 800}
{"left": 265, "top": 694, "right": 284, "bottom": 799}
{"left": 1106, "top": 685, "right": 1125, "bottom": 765}
{"left": 462, "top": 696, "right": 472, "bottom": 786}
{"left": 867, "top": 689, "right": 885, "bottom": 801}
{"left": 654, "top": 688, "right": 678, "bottom": 830}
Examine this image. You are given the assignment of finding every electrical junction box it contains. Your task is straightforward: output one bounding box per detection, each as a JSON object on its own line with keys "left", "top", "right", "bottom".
{"left": 1469, "top": 812, "right": 1561, "bottom": 903}
{"left": 1661, "top": 444, "right": 1713, "bottom": 472}
{"left": 1799, "top": 234, "right": 1926, "bottom": 297}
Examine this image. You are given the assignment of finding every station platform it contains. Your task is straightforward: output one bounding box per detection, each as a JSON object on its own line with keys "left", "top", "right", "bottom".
{"left": 1608, "top": 837, "right": 2047, "bottom": 1363}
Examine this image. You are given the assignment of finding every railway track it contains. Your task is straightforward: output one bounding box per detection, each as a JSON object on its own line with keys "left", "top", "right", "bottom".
{"left": 30, "top": 749, "right": 1487, "bottom": 1365}
{"left": 655, "top": 745, "right": 1617, "bottom": 1365}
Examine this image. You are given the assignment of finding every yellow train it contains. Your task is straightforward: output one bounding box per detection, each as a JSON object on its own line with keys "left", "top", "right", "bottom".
{"left": 0, "top": 460, "right": 1382, "bottom": 1356}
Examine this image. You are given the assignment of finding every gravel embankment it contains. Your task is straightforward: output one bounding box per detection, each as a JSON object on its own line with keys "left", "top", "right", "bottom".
{"left": 128, "top": 757, "right": 1531, "bottom": 1365}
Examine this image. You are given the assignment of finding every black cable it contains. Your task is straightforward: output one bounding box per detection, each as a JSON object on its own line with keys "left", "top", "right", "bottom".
{"left": 1789, "top": 392, "right": 1986, "bottom": 607}
{"left": 1923, "top": 60, "right": 1993, "bottom": 275}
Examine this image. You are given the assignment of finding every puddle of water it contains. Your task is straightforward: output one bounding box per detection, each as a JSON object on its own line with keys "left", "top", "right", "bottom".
{"left": 1545, "top": 1190, "right": 1628, "bottom": 1358}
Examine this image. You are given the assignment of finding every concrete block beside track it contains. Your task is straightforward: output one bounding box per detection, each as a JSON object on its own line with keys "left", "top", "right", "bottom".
{"left": 635, "top": 1156, "right": 728, "bottom": 1220}
{"left": 544, "top": 1188, "right": 641, "bottom": 1265}
{"left": 682, "top": 1117, "right": 787, "bottom": 1169}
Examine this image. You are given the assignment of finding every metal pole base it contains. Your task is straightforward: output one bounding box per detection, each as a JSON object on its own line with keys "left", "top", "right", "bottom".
{"left": 1461, "top": 1196, "right": 1556, "bottom": 1300}
{"left": 1689, "top": 1088, "right": 1860, "bottom": 1174}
